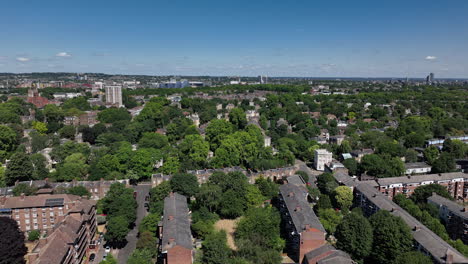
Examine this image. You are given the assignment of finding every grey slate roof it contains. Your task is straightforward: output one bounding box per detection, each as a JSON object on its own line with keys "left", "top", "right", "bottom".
{"left": 287, "top": 175, "right": 306, "bottom": 186}
{"left": 428, "top": 193, "right": 468, "bottom": 220}
{"left": 355, "top": 182, "right": 468, "bottom": 263}
{"left": 279, "top": 184, "right": 325, "bottom": 233}
{"left": 161, "top": 193, "right": 193, "bottom": 252}
{"left": 333, "top": 171, "right": 358, "bottom": 187}
{"left": 376, "top": 172, "right": 467, "bottom": 187}
{"left": 404, "top": 162, "right": 432, "bottom": 169}
{"left": 304, "top": 244, "right": 354, "bottom": 264}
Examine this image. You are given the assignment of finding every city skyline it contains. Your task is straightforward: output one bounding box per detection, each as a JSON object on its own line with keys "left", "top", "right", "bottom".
{"left": 1, "top": 0, "right": 468, "bottom": 78}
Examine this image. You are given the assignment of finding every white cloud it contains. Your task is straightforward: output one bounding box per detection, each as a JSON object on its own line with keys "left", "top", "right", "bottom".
{"left": 56, "top": 52, "right": 71, "bottom": 57}
{"left": 16, "top": 57, "right": 30, "bottom": 62}
{"left": 425, "top": 56, "right": 437, "bottom": 61}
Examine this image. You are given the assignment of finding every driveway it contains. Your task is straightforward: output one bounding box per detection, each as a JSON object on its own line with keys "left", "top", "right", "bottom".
{"left": 117, "top": 183, "right": 151, "bottom": 264}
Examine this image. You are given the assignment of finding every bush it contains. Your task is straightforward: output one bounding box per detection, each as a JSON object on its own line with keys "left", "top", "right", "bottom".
{"left": 28, "top": 230, "right": 40, "bottom": 241}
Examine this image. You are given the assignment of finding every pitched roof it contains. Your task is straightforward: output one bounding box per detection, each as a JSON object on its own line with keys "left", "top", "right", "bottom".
{"left": 428, "top": 193, "right": 468, "bottom": 220}
{"left": 376, "top": 172, "right": 467, "bottom": 187}
{"left": 279, "top": 184, "right": 325, "bottom": 234}
{"left": 355, "top": 182, "right": 468, "bottom": 263}
{"left": 162, "top": 193, "right": 193, "bottom": 252}
{"left": 0, "top": 194, "right": 78, "bottom": 209}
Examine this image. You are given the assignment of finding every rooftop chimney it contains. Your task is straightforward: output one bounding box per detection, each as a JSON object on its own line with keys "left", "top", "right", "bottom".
{"left": 168, "top": 215, "right": 174, "bottom": 221}
{"left": 447, "top": 253, "right": 454, "bottom": 264}
{"left": 20, "top": 193, "right": 25, "bottom": 200}
{"left": 413, "top": 226, "right": 421, "bottom": 231}
{"left": 295, "top": 206, "right": 301, "bottom": 212}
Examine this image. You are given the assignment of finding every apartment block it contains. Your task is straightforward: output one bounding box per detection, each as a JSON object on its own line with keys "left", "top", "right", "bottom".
{"left": 159, "top": 192, "right": 193, "bottom": 264}
{"left": 373, "top": 172, "right": 468, "bottom": 199}
{"left": 0, "top": 194, "right": 95, "bottom": 233}
{"left": 105, "top": 85, "right": 122, "bottom": 107}
{"left": 404, "top": 162, "right": 432, "bottom": 175}
{"left": 279, "top": 183, "right": 326, "bottom": 263}
{"left": 314, "top": 149, "right": 332, "bottom": 171}
{"left": 354, "top": 182, "right": 468, "bottom": 263}
{"left": 428, "top": 193, "right": 468, "bottom": 244}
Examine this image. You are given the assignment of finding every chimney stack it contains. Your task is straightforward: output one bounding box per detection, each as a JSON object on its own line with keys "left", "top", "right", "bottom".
{"left": 20, "top": 193, "right": 25, "bottom": 200}
{"left": 168, "top": 215, "right": 174, "bottom": 221}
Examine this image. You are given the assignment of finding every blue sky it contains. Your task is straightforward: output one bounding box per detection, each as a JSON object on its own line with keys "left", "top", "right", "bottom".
{"left": 1, "top": 0, "right": 468, "bottom": 78}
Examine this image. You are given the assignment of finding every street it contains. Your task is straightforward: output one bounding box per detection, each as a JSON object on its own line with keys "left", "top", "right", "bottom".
{"left": 116, "top": 184, "right": 151, "bottom": 264}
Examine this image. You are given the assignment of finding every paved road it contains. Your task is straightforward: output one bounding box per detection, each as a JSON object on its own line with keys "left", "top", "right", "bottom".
{"left": 117, "top": 184, "right": 151, "bottom": 264}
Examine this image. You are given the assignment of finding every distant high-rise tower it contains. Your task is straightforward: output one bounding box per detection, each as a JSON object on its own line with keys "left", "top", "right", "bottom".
{"left": 105, "top": 85, "right": 123, "bottom": 107}
{"left": 259, "top": 75, "right": 268, "bottom": 84}
{"left": 426, "top": 72, "right": 435, "bottom": 85}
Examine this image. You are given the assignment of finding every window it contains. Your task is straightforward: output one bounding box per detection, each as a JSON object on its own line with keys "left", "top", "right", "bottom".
{"left": 25, "top": 219, "right": 30, "bottom": 224}
{"left": 58, "top": 211, "right": 63, "bottom": 216}
{"left": 15, "top": 215, "right": 19, "bottom": 219}
{"left": 58, "top": 207, "right": 63, "bottom": 210}
{"left": 34, "top": 223, "right": 38, "bottom": 228}
{"left": 17, "top": 221, "right": 20, "bottom": 226}
{"left": 33, "top": 213, "right": 37, "bottom": 218}
{"left": 25, "top": 214, "right": 29, "bottom": 218}
{"left": 42, "top": 218, "right": 47, "bottom": 223}
{"left": 33, "top": 219, "right": 37, "bottom": 224}
{"left": 42, "top": 208, "right": 46, "bottom": 211}
{"left": 42, "top": 213, "right": 46, "bottom": 217}
{"left": 24, "top": 208, "right": 29, "bottom": 212}
{"left": 32, "top": 208, "right": 37, "bottom": 212}
{"left": 26, "top": 225, "right": 31, "bottom": 231}
{"left": 42, "top": 224, "right": 47, "bottom": 229}
{"left": 49, "top": 212, "right": 54, "bottom": 217}
{"left": 15, "top": 209, "right": 19, "bottom": 213}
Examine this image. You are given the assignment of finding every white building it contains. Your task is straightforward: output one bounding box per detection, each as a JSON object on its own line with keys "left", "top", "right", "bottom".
{"left": 314, "top": 149, "right": 333, "bottom": 171}
{"left": 404, "top": 162, "right": 432, "bottom": 175}
{"left": 105, "top": 85, "right": 123, "bottom": 107}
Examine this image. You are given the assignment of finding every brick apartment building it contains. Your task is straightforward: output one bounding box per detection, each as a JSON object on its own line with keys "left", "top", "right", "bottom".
{"left": 428, "top": 193, "right": 468, "bottom": 244}
{"left": 28, "top": 199, "right": 96, "bottom": 264}
{"left": 372, "top": 172, "right": 468, "bottom": 200}
{"left": 0, "top": 194, "right": 95, "bottom": 233}
{"left": 354, "top": 182, "right": 468, "bottom": 263}
{"left": 279, "top": 183, "right": 327, "bottom": 263}
{"left": 159, "top": 192, "right": 193, "bottom": 264}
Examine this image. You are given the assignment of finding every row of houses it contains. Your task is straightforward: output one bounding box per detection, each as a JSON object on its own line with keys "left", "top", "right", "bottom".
{"left": 0, "top": 178, "right": 130, "bottom": 200}
{"left": 152, "top": 166, "right": 298, "bottom": 186}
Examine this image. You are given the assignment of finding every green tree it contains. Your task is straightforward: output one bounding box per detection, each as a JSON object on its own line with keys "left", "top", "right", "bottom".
{"left": 138, "top": 213, "right": 160, "bottom": 235}
{"left": 443, "top": 139, "right": 467, "bottom": 159}
{"left": 66, "top": 186, "right": 91, "bottom": 198}
{"left": 369, "top": 210, "right": 412, "bottom": 263}
{"left": 394, "top": 251, "right": 432, "bottom": 264}
{"left": 245, "top": 185, "right": 265, "bottom": 208}
{"left": 205, "top": 119, "right": 234, "bottom": 150}
{"left": 0, "top": 166, "right": 5, "bottom": 187}
{"left": 335, "top": 211, "right": 373, "bottom": 260}
{"left": 342, "top": 158, "right": 358, "bottom": 175}
{"left": 235, "top": 207, "right": 284, "bottom": 251}
{"left": 411, "top": 184, "right": 452, "bottom": 204}
{"left": 30, "top": 153, "right": 49, "bottom": 180}
{"left": 317, "top": 173, "right": 338, "bottom": 195}
{"left": 105, "top": 216, "right": 129, "bottom": 245}
{"left": 159, "top": 156, "right": 180, "bottom": 175}
{"left": 99, "top": 253, "right": 117, "bottom": 264}
{"left": 28, "top": 230, "right": 40, "bottom": 241}
{"left": 317, "top": 208, "right": 342, "bottom": 234}
{"left": 102, "top": 183, "right": 137, "bottom": 224}
{"left": 179, "top": 134, "right": 210, "bottom": 167}
{"left": 333, "top": 186, "right": 353, "bottom": 212}
{"left": 12, "top": 183, "right": 37, "bottom": 196}
{"left": 229, "top": 108, "right": 247, "bottom": 129}
{"left": 170, "top": 173, "right": 199, "bottom": 197}
{"left": 5, "top": 152, "right": 33, "bottom": 185}
{"left": 0, "top": 217, "right": 28, "bottom": 264}
{"left": 201, "top": 230, "right": 232, "bottom": 264}
{"left": 98, "top": 107, "right": 131, "bottom": 124}
{"left": 127, "top": 249, "right": 153, "bottom": 264}
{"left": 404, "top": 149, "right": 419, "bottom": 163}
{"left": 136, "top": 231, "right": 156, "bottom": 250}
{"left": 255, "top": 177, "right": 278, "bottom": 199}
{"left": 431, "top": 152, "right": 456, "bottom": 173}
{"left": 423, "top": 146, "right": 439, "bottom": 165}
{"left": 56, "top": 153, "right": 89, "bottom": 181}
{"left": 31, "top": 121, "right": 48, "bottom": 135}
{"left": 196, "top": 183, "right": 222, "bottom": 212}
{"left": 62, "top": 96, "right": 91, "bottom": 111}
{"left": 0, "top": 125, "right": 18, "bottom": 153}
{"left": 220, "top": 190, "right": 246, "bottom": 219}
{"left": 58, "top": 125, "right": 76, "bottom": 139}
{"left": 138, "top": 132, "right": 169, "bottom": 149}
{"left": 315, "top": 194, "right": 332, "bottom": 210}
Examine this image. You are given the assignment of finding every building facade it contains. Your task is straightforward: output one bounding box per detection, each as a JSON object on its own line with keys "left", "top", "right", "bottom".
{"left": 279, "top": 184, "right": 326, "bottom": 263}
{"left": 314, "top": 149, "right": 332, "bottom": 171}
{"left": 105, "top": 85, "right": 123, "bottom": 107}
{"left": 428, "top": 194, "right": 468, "bottom": 244}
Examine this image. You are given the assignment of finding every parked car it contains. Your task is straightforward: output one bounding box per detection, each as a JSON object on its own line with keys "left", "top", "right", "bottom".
{"left": 105, "top": 246, "right": 111, "bottom": 253}
{"left": 89, "top": 254, "right": 96, "bottom": 262}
